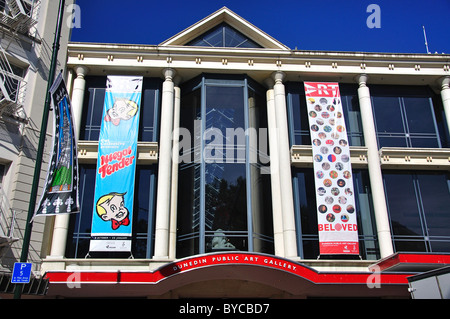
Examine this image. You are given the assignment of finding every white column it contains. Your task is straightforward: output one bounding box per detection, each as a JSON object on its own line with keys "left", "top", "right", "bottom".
{"left": 49, "top": 65, "right": 88, "bottom": 258}
{"left": 169, "top": 77, "right": 181, "bottom": 259}
{"left": 153, "top": 68, "right": 176, "bottom": 259}
{"left": 272, "top": 71, "right": 298, "bottom": 259}
{"left": 356, "top": 74, "right": 394, "bottom": 258}
{"left": 70, "top": 66, "right": 89, "bottom": 138}
{"left": 264, "top": 78, "right": 285, "bottom": 257}
{"left": 439, "top": 76, "right": 450, "bottom": 136}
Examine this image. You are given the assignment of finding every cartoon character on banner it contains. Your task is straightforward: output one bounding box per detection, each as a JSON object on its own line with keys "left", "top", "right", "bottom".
{"left": 104, "top": 98, "right": 138, "bottom": 126}
{"left": 96, "top": 192, "right": 130, "bottom": 230}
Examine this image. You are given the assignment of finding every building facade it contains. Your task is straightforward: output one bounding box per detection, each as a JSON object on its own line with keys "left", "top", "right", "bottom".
{"left": 0, "top": 0, "right": 73, "bottom": 296}
{"left": 2, "top": 7, "right": 450, "bottom": 298}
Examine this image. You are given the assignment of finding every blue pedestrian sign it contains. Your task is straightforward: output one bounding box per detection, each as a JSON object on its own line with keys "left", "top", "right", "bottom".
{"left": 11, "top": 262, "right": 32, "bottom": 284}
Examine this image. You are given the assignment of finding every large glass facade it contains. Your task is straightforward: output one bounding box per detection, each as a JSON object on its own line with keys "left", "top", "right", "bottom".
{"left": 176, "top": 75, "right": 273, "bottom": 258}
{"left": 287, "top": 82, "right": 450, "bottom": 258}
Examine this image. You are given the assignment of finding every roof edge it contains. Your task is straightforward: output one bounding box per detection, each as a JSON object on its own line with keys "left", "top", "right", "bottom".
{"left": 159, "top": 6, "right": 290, "bottom": 50}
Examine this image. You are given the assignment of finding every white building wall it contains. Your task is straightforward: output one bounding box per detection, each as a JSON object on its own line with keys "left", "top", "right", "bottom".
{"left": 0, "top": 0, "right": 74, "bottom": 273}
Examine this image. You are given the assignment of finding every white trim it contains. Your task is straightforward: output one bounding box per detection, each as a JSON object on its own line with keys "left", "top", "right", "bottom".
{"left": 159, "top": 7, "right": 290, "bottom": 50}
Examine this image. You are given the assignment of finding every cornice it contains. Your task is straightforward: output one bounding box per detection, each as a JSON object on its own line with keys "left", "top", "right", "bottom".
{"left": 66, "top": 42, "right": 450, "bottom": 86}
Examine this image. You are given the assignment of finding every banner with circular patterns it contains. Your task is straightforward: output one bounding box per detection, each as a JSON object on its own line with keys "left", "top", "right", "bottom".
{"left": 304, "top": 82, "right": 359, "bottom": 255}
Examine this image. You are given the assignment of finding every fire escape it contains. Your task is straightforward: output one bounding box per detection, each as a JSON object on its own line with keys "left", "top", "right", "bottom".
{"left": 0, "top": 1, "right": 48, "bottom": 297}
{"left": 0, "top": 0, "right": 38, "bottom": 249}
{"left": 0, "top": 0, "right": 40, "bottom": 119}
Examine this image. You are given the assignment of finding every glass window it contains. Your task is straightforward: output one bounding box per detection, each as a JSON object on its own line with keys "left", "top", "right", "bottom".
{"left": 79, "top": 77, "right": 105, "bottom": 141}
{"left": 383, "top": 173, "right": 423, "bottom": 236}
{"left": 371, "top": 85, "right": 442, "bottom": 148}
{"left": 416, "top": 173, "right": 450, "bottom": 237}
{"left": 372, "top": 96, "right": 405, "bottom": 134}
{"left": 292, "top": 168, "right": 379, "bottom": 259}
{"left": 384, "top": 171, "right": 450, "bottom": 253}
{"left": 186, "top": 23, "right": 262, "bottom": 48}
{"left": 139, "top": 78, "right": 162, "bottom": 142}
{"left": 0, "top": 163, "right": 5, "bottom": 186}
{"left": 404, "top": 97, "right": 436, "bottom": 134}
{"left": 286, "top": 82, "right": 364, "bottom": 146}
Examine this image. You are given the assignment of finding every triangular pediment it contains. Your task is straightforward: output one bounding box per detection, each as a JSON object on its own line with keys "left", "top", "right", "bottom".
{"left": 159, "top": 7, "right": 290, "bottom": 50}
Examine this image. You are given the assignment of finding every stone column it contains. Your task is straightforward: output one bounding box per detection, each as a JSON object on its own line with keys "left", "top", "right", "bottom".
{"left": 70, "top": 66, "right": 89, "bottom": 138}
{"left": 356, "top": 74, "right": 394, "bottom": 258}
{"left": 153, "top": 68, "right": 176, "bottom": 259}
{"left": 272, "top": 71, "right": 298, "bottom": 259}
{"left": 49, "top": 65, "right": 88, "bottom": 258}
{"left": 169, "top": 77, "right": 181, "bottom": 259}
{"left": 264, "top": 78, "right": 285, "bottom": 256}
{"left": 439, "top": 76, "right": 450, "bottom": 136}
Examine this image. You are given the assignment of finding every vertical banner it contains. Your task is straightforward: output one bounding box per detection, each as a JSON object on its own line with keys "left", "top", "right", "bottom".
{"left": 304, "top": 82, "right": 359, "bottom": 255}
{"left": 89, "top": 76, "right": 143, "bottom": 253}
{"left": 34, "top": 73, "right": 79, "bottom": 218}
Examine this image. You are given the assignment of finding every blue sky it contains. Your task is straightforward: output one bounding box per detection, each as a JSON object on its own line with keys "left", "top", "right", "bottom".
{"left": 70, "top": 0, "right": 450, "bottom": 54}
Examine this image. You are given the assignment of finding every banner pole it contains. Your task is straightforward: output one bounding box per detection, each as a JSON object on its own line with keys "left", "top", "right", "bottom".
{"left": 14, "top": 0, "right": 66, "bottom": 299}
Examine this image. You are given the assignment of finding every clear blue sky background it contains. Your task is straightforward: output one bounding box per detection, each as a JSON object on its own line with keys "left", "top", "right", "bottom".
{"left": 70, "top": 0, "right": 450, "bottom": 54}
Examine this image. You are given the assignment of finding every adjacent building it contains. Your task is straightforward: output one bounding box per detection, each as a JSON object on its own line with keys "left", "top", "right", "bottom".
{"left": 0, "top": 0, "right": 73, "bottom": 296}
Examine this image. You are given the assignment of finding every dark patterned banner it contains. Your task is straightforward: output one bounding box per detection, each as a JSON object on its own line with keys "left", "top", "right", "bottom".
{"left": 34, "top": 73, "right": 79, "bottom": 219}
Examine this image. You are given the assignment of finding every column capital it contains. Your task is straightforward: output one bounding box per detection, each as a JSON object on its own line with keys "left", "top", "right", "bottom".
{"left": 271, "top": 71, "right": 285, "bottom": 84}
{"left": 173, "top": 75, "right": 182, "bottom": 87}
{"left": 162, "top": 68, "right": 176, "bottom": 81}
{"left": 73, "top": 65, "right": 89, "bottom": 78}
{"left": 264, "top": 77, "right": 275, "bottom": 89}
{"left": 438, "top": 76, "right": 450, "bottom": 90}
{"left": 355, "top": 74, "right": 369, "bottom": 87}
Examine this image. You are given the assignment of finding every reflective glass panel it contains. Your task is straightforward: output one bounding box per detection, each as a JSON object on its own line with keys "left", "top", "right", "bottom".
{"left": 417, "top": 173, "right": 450, "bottom": 237}
{"left": 372, "top": 96, "right": 405, "bottom": 134}
{"left": 384, "top": 172, "right": 423, "bottom": 236}
{"left": 403, "top": 97, "right": 436, "bottom": 134}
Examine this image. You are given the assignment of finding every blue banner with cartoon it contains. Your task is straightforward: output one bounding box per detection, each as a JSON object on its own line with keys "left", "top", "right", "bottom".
{"left": 90, "top": 76, "right": 143, "bottom": 253}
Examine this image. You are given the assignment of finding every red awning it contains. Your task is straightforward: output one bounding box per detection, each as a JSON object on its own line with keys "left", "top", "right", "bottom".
{"left": 43, "top": 252, "right": 413, "bottom": 298}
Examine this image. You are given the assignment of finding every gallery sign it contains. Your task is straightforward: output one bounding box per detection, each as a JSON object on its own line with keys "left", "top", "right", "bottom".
{"left": 304, "top": 82, "right": 359, "bottom": 255}
{"left": 90, "top": 75, "right": 143, "bottom": 253}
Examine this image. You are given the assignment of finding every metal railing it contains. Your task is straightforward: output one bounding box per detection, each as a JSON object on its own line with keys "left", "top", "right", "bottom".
{"left": 0, "top": 44, "right": 26, "bottom": 118}
{"left": 0, "top": 0, "right": 40, "bottom": 34}
{"left": 0, "top": 187, "right": 15, "bottom": 239}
